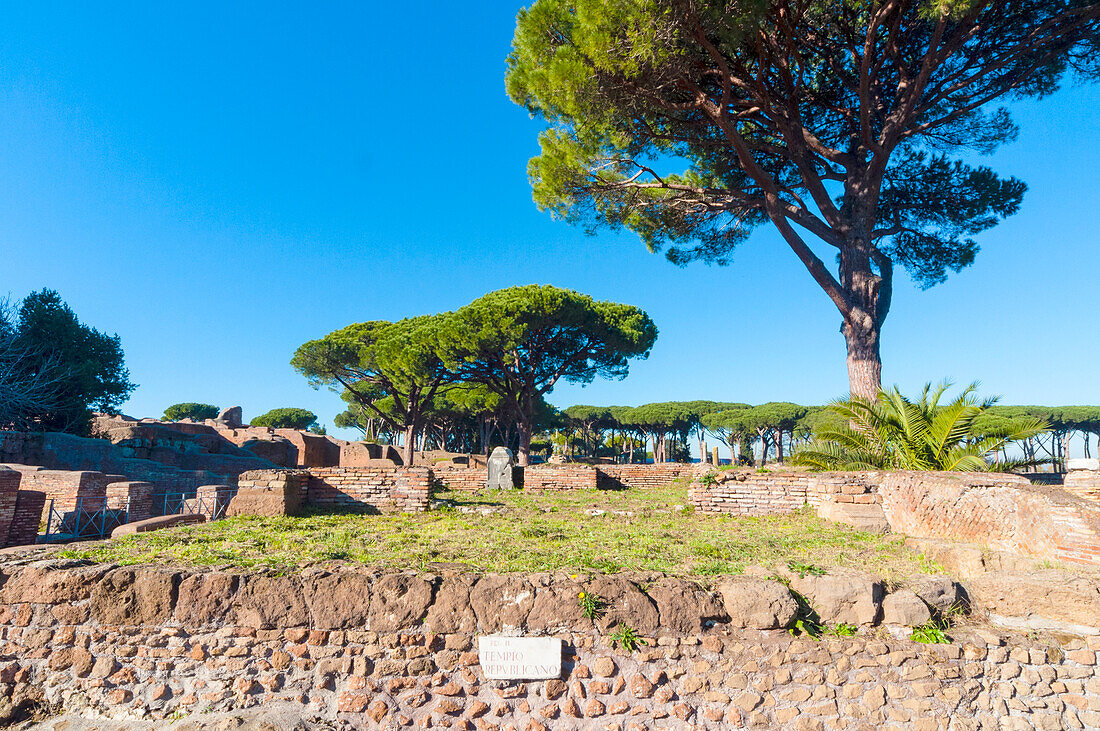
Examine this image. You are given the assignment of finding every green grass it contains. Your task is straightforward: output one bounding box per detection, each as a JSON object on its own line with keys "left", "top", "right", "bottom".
{"left": 58, "top": 484, "right": 933, "bottom": 580}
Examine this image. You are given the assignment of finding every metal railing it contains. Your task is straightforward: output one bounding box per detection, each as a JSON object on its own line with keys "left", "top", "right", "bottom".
{"left": 41, "top": 497, "right": 130, "bottom": 543}
{"left": 159, "top": 489, "right": 235, "bottom": 521}
{"left": 39, "top": 488, "right": 237, "bottom": 544}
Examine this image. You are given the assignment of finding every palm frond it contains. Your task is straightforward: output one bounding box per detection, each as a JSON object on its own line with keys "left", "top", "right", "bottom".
{"left": 792, "top": 382, "right": 1050, "bottom": 473}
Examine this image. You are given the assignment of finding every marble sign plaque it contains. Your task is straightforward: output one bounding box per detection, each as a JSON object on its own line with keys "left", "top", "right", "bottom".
{"left": 478, "top": 636, "right": 562, "bottom": 680}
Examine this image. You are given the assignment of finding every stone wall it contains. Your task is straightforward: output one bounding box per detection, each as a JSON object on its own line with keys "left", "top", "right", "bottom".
{"left": 1065, "top": 469, "right": 1100, "bottom": 502}
{"left": 0, "top": 431, "right": 243, "bottom": 507}
{"left": 304, "top": 467, "right": 432, "bottom": 513}
{"left": 691, "top": 470, "right": 1100, "bottom": 567}
{"left": 596, "top": 463, "right": 695, "bottom": 489}
{"left": 524, "top": 465, "right": 599, "bottom": 491}
{"left": 878, "top": 471, "right": 1100, "bottom": 567}
{"left": 432, "top": 467, "right": 486, "bottom": 492}
{"left": 0, "top": 561, "right": 1097, "bottom": 728}
{"left": 104, "top": 481, "right": 155, "bottom": 524}
{"left": 435, "top": 463, "right": 696, "bottom": 493}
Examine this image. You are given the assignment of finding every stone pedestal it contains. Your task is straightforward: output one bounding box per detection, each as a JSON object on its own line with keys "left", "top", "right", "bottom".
{"left": 487, "top": 447, "right": 515, "bottom": 490}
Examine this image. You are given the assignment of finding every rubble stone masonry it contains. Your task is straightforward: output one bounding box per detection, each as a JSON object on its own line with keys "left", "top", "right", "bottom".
{"left": 0, "top": 562, "right": 1097, "bottom": 728}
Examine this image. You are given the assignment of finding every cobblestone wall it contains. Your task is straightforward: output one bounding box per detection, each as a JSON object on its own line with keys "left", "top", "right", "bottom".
{"left": 0, "top": 562, "right": 1096, "bottom": 728}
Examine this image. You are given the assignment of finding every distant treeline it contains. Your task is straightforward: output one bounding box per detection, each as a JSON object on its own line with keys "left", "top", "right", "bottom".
{"left": 339, "top": 396, "right": 1097, "bottom": 468}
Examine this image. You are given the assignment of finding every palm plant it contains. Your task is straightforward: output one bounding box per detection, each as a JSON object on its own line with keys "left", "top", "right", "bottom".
{"left": 792, "top": 382, "right": 1048, "bottom": 472}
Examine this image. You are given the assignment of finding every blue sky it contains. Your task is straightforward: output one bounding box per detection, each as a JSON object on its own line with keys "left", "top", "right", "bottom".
{"left": 2, "top": 3, "right": 1098, "bottom": 438}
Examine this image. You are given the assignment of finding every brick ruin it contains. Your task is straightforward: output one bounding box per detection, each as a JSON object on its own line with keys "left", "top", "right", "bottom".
{"left": 229, "top": 467, "right": 434, "bottom": 516}
{"left": 690, "top": 469, "right": 1100, "bottom": 567}
{"left": 432, "top": 462, "right": 696, "bottom": 492}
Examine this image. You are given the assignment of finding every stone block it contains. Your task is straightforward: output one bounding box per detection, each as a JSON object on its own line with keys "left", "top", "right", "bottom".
{"left": 111, "top": 512, "right": 206, "bottom": 537}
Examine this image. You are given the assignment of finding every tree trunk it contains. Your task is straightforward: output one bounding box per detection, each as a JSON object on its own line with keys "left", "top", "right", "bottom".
{"left": 516, "top": 418, "right": 532, "bottom": 466}
{"left": 842, "top": 315, "right": 882, "bottom": 401}
{"left": 838, "top": 242, "right": 888, "bottom": 401}
{"left": 402, "top": 423, "right": 416, "bottom": 467}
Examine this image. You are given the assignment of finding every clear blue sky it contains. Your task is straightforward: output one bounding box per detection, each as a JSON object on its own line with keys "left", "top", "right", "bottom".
{"left": 2, "top": 3, "right": 1098, "bottom": 438}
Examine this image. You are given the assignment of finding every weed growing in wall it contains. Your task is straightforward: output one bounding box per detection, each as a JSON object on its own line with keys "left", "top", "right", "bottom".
{"left": 578, "top": 590, "right": 605, "bottom": 620}
{"left": 609, "top": 623, "right": 647, "bottom": 652}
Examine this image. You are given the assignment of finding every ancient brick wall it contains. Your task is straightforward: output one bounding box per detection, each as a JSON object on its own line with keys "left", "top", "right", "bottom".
{"left": 690, "top": 470, "right": 883, "bottom": 515}
{"left": 434, "top": 463, "right": 697, "bottom": 493}
{"left": 6, "top": 491, "right": 44, "bottom": 547}
{"left": 0, "top": 470, "right": 18, "bottom": 549}
{"left": 691, "top": 470, "right": 1100, "bottom": 566}
{"left": 230, "top": 470, "right": 308, "bottom": 517}
{"left": 185, "top": 485, "right": 237, "bottom": 520}
{"left": 14, "top": 470, "right": 107, "bottom": 513}
{"left": 432, "top": 467, "right": 486, "bottom": 491}
{"left": 690, "top": 473, "right": 814, "bottom": 516}
{"left": 878, "top": 471, "right": 1100, "bottom": 567}
{"left": 0, "top": 562, "right": 1097, "bottom": 728}
{"left": 1065, "top": 470, "right": 1100, "bottom": 503}
{"left": 302, "top": 467, "right": 432, "bottom": 513}
{"left": 104, "top": 481, "right": 155, "bottom": 524}
{"left": 524, "top": 465, "right": 599, "bottom": 491}
{"left": 0, "top": 430, "right": 267, "bottom": 504}
{"left": 595, "top": 463, "right": 695, "bottom": 489}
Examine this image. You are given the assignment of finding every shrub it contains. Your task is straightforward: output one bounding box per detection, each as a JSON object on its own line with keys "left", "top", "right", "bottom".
{"left": 251, "top": 408, "right": 319, "bottom": 431}
{"left": 163, "top": 403, "right": 219, "bottom": 422}
{"left": 792, "top": 382, "right": 1048, "bottom": 472}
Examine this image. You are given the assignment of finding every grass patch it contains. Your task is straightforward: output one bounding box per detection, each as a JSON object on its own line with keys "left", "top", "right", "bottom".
{"left": 58, "top": 485, "right": 931, "bottom": 579}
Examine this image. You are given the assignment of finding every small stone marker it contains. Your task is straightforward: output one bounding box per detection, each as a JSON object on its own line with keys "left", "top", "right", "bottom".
{"left": 487, "top": 446, "right": 515, "bottom": 490}
{"left": 478, "top": 636, "right": 561, "bottom": 680}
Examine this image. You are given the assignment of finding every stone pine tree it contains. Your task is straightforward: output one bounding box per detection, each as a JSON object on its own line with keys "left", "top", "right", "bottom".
{"left": 163, "top": 403, "right": 220, "bottom": 422}
{"left": 506, "top": 0, "right": 1100, "bottom": 398}
{"left": 438, "top": 285, "right": 658, "bottom": 466}
{"left": 292, "top": 316, "right": 454, "bottom": 466}
{"left": 5, "top": 290, "right": 135, "bottom": 433}
{"left": 251, "top": 408, "right": 319, "bottom": 431}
